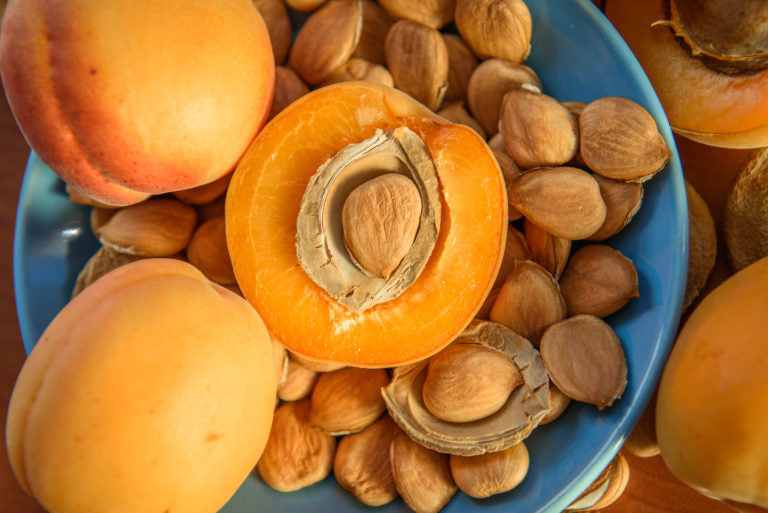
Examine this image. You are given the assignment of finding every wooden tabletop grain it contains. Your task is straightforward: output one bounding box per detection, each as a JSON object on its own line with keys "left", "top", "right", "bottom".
{"left": 0, "top": 86, "right": 748, "bottom": 513}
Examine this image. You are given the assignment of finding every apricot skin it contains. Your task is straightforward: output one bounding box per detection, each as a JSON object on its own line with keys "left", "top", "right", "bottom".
{"left": 5, "top": 259, "right": 276, "bottom": 513}
{"left": 0, "top": 0, "right": 274, "bottom": 205}
{"left": 656, "top": 256, "right": 768, "bottom": 509}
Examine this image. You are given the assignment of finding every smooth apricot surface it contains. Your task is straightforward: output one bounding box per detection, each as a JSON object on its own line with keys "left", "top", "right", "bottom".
{"left": 0, "top": 0, "right": 274, "bottom": 205}
{"left": 6, "top": 259, "right": 276, "bottom": 513}
{"left": 226, "top": 81, "right": 507, "bottom": 368}
{"left": 656, "top": 256, "right": 768, "bottom": 509}
{"left": 605, "top": 0, "right": 768, "bottom": 147}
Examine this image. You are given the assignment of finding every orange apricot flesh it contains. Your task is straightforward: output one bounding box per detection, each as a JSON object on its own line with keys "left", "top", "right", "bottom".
{"left": 606, "top": 0, "right": 768, "bottom": 147}
{"left": 226, "top": 81, "right": 507, "bottom": 368}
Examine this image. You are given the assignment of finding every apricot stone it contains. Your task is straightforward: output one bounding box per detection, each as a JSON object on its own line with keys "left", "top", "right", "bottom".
{"left": 0, "top": 0, "right": 275, "bottom": 205}
{"left": 5, "top": 259, "right": 276, "bottom": 513}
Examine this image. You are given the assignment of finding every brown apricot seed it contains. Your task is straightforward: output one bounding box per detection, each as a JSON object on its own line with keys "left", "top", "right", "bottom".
{"left": 507, "top": 167, "right": 607, "bottom": 240}
{"left": 309, "top": 367, "right": 390, "bottom": 435}
{"left": 390, "top": 431, "right": 457, "bottom": 513}
{"left": 257, "top": 399, "right": 336, "bottom": 492}
{"left": 580, "top": 97, "right": 672, "bottom": 181}
{"left": 540, "top": 315, "right": 628, "bottom": 410}
{"left": 449, "top": 441, "right": 529, "bottom": 499}
{"left": 558, "top": 244, "right": 639, "bottom": 318}
{"left": 422, "top": 344, "right": 522, "bottom": 423}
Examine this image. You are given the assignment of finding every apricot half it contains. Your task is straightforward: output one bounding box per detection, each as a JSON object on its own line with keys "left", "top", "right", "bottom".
{"left": 226, "top": 81, "right": 507, "bottom": 368}
{"left": 6, "top": 259, "right": 276, "bottom": 513}
{"left": 605, "top": 0, "right": 768, "bottom": 148}
{"left": 0, "top": 0, "right": 274, "bottom": 205}
{"left": 656, "top": 256, "right": 768, "bottom": 509}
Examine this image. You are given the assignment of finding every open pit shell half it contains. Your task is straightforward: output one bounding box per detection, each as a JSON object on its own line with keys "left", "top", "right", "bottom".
{"left": 382, "top": 320, "right": 550, "bottom": 456}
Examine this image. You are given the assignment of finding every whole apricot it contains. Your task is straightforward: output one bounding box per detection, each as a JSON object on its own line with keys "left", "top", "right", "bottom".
{"left": 656, "top": 256, "right": 768, "bottom": 509}
{"left": 0, "top": 0, "right": 275, "bottom": 205}
{"left": 5, "top": 259, "right": 277, "bottom": 513}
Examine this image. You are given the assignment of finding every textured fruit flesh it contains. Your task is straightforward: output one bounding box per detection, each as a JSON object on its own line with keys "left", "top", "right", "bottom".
{"left": 226, "top": 82, "right": 507, "bottom": 367}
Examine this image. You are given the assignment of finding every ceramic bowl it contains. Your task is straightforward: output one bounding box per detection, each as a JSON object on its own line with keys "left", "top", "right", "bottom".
{"left": 13, "top": 1, "right": 688, "bottom": 511}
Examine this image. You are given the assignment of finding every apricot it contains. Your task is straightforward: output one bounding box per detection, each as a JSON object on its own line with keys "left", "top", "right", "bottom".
{"left": 605, "top": 0, "right": 768, "bottom": 148}
{"left": 226, "top": 81, "right": 507, "bottom": 368}
{"left": 5, "top": 259, "right": 276, "bottom": 513}
{"left": 0, "top": 0, "right": 274, "bottom": 206}
{"left": 656, "top": 256, "right": 768, "bottom": 509}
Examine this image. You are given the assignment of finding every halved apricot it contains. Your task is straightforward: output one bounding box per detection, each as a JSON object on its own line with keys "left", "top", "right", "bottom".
{"left": 605, "top": 0, "right": 768, "bottom": 148}
{"left": 226, "top": 81, "right": 507, "bottom": 367}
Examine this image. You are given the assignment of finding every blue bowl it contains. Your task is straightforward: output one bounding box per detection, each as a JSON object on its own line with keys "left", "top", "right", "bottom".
{"left": 13, "top": 0, "right": 688, "bottom": 512}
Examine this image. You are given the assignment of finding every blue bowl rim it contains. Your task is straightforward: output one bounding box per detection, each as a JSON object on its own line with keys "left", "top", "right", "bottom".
{"left": 10, "top": 0, "right": 689, "bottom": 511}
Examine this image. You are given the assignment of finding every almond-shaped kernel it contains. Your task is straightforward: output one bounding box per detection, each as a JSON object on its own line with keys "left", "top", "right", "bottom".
{"left": 72, "top": 246, "right": 144, "bottom": 298}
{"left": 494, "top": 225, "right": 530, "bottom": 289}
{"left": 489, "top": 260, "right": 567, "bottom": 346}
{"left": 66, "top": 184, "right": 132, "bottom": 208}
{"left": 378, "top": 0, "right": 455, "bottom": 29}
{"left": 186, "top": 217, "right": 236, "bottom": 285}
{"left": 390, "top": 431, "right": 457, "bottom": 513}
{"left": 495, "top": 150, "right": 523, "bottom": 222}
{"left": 90, "top": 207, "right": 117, "bottom": 237}
{"left": 352, "top": 1, "right": 394, "bottom": 65}
{"left": 567, "top": 453, "right": 630, "bottom": 511}
{"left": 334, "top": 415, "right": 400, "bottom": 506}
{"left": 272, "top": 338, "right": 289, "bottom": 390}
{"left": 539, "top": 383, "right": 571, "bottom": 425}
{"left": 288, "top": 0, "right": 363, "bottom": 85}
{"left": 422, "top": 344, "right": 522, "bottom": 423}
{"left": 289, "top": 351, "right": 347, "bottom": 373}
{"left": 488, "top": 132, "right": 507, "bottom": 153}
{"left": 685, "top": 180, "right": 717, "bottom": 310}
{"left": 724, "top": 147, "right": 768, "bottom": 272}
{"left": 580, "top": 96, "right": 671, "bottom": 181}
{"left": 309, "top": 367, "right": 390, "bottom": 435}
{"left": 321, "top": 57, "right": 394, "bottom": 88}
{"left": 277, "top": 358, "right": 319, "bottom": 402}
{"left": 197, "top": 195, "right": 225, "bottom": 222}
{"left": 524, "top": 219, "right": 571, "bottom": 280}
{"left": 455, "top": 0, "right": 532, "bottom": 62}
{"left": 385, "top": 19, "right": 449, "bottom": 111}
{"left": 501, "top": 88, "right": 579, "bottom": 169}
{"left": 494, "top": 149, "right": 522, "bottom": 187}
{"left": 540, "top": 315, "right": 627, "bottom": 410}
{"left": 507, "top": 167, "right": 607, "bottom": 240}
{"left": 477, "top": 225, "right": 530, "bottom": 319}
{"left": 443, "top": 33, "right": 478, "bottom": 103}
{"left": 257, "top": 399, "right": 336, "bottom": 492}
{"left": 269, "top": 66, "right": 310, "bottom": 121}
{"left": 285, "top": 0, "right": 327, "bottom": 12}
{"left": 563, "top": 100, "right": 588, "bottom": 168}
{"left": 587, "top": 173, "right": 644, "bottom": 241}
{"left": 559, "top": 244, "right": 639, "bottom": 318}
{"left": 624, "top": 391, "right": 660, "bottom": 458}
{"left": 467, "top": 58, "right": 541, "bottom": 137}
{"left": 252, "top": 0, "right": 292, "bottom": 64}
{"left": 172, "top": 173, "right": 231, "bottom": 205}
{"left": 449, "top": 441, "right": 529, "bottom": 498}
{"left": 98, "top": 197, "right": 197, "bottom": 256}
{"left": 437, "top": 102, "right": 486, "bottom": 139}
{"left": 342, "top": 173, "right": 422, "bottom": 279}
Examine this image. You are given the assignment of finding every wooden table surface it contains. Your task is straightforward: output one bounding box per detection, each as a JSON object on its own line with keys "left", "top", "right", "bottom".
{"left": 0, "top": 83, "right": 751, "bottom": 513}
